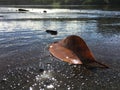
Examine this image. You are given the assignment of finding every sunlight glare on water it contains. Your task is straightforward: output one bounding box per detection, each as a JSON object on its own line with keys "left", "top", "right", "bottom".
{"left": 31, "top": 70, "right": 57, "bottom": 90}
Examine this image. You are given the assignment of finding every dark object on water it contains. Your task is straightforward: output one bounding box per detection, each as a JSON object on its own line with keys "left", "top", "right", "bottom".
{"left": 46, "top": 30, "right": 57, "bottom": 35}
{"left": 18, "top": 9, "right": 29, "bottom": 12}
{"left": 39, "top": 69, "right": 44, "bottom": 73}
{"left": 49, "top": 35, "right": 109, "bottom": 68}
{"left": 43, "top": 10, "right": 47, "bottom": 13}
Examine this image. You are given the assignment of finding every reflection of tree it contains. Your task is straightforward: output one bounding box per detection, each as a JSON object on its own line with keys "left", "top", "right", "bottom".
{"left": 96, "top": 18, "right": 120, "bottom": 37}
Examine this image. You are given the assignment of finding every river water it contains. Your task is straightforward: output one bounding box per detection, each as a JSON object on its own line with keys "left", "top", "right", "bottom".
{"left": 0, "top": 5, "right": 120, "bottom": 90}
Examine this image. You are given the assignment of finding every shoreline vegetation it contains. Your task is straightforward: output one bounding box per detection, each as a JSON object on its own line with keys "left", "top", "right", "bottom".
{"left": 0, "top": 0, "right": 120, "bottom": 5}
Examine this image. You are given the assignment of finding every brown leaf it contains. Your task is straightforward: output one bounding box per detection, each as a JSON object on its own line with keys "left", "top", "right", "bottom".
{"left": 49, "top": 35, "right": 108, "bottom": 68}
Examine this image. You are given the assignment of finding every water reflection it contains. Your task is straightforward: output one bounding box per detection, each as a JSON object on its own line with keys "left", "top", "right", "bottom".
{"left": 0, "top": 20, "right": 97, "bottom": 36}
{"left": 96, "top": 18, "right": 120, "bottom": 36}
{"left": 0, "top": 21, "right": 44, "bottom": 32}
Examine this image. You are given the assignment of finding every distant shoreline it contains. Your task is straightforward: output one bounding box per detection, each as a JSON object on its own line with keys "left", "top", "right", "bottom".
{"left": 0, "top": 5, "right": 119, "bottom": 8}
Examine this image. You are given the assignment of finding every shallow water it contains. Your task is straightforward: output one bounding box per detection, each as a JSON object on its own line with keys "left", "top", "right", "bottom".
{"left": 0, "top": 5, "right": 120, "bottom": 90}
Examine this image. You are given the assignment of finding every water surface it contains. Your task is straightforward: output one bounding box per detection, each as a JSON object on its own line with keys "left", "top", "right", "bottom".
{"left": 0, "top": 5, "right": 120, "bottom": 90}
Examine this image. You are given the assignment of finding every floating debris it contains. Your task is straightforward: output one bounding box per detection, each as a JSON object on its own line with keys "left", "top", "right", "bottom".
{"left": 18, "top": 9, "right": 29, "bottom": 12}
{"left": 49, "top": 35, "right": 108, "bottom": 68}
{"left": 43, "top": 10, "right": 47, "bottom": 13}
{"left": 46, "top": 30, "right": 58, "bottom": 35}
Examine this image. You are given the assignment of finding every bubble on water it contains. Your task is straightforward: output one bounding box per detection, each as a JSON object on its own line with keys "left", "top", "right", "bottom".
{"left": 2, "top": 78, "right": 8, "bottom": 82}
{"left": 29, "top": 86, "right": 33, "bottom": 90}
{"left": 36, "top": 71, "right": 52, "bottom": 81}
{"left": 22, "top": 86, "right": 25, "bottom": 89}
{"left": 67, "top": 85, "right": 71, "bottom": 90}
{"left": 30, "top": 71, "right": 34, "bottom": 74}
{"left": 35, "top": 75, "right": 40, "bottom": 81}
{"left": 27, "top": 80, "right": 29, "bottom": 83}
{"left": 47, "top": 84, "right": 54, "bottom": 89}
{"left": 3, "top": 78, "right": 7, "bottom": 81}
{"left": 32, "top": 83, "right": 37, "bottom": 87}
{"left": 51, "top": 77, "right": 56, "bottom": 81}
{"left": 40, "top": 71, "right": 52, "bottom": 79}
{"left": 40, "top": 89, "right": 44, "bottom": 90}
{"left": 113, "top": 76, "right": 116, "bottom": 79}
{"left": 10, "top": 85, "right": 12, "bottom": 88}
{"left": 80, "top": 76, "right": 84, "bottom": 79}
{"left": 73, "top": 65, "right": 77, "bottom": 68}
{"left": 81, "top": 83, "right": 85, "bottom": 86}
{"left": 47, "top": 63, "right": 51, "bottom": 66}
{"left": 64, "top": 83, "right": 67, "bottom": 86}
{"left": 7, "top": 64, "right": 10, "bottom": 67}
{"left": 95, "top": 81, "right": 99, "bottom": 85}
{"left": 47, "top": 63, "right": 53, "bottom": 70}
{"left": 31, "top": 70, "right": 58, "bottom": 90}
{"left": 44, "top": 84, "right": 47, "bottom": 87}
{"left": 57, "top": 70, "right": 60, "bottom": 73}
{"left": 66, "top": 77, "right": 69, "bottom": 79}
{"left": 57, "top": 84, "right": 60, "bottom": 87}
{"left": 18, "top": 83, "right": 20, "bottom": 86}
{"left": 59, "top": 81, "right": 63, "bottom": 83}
